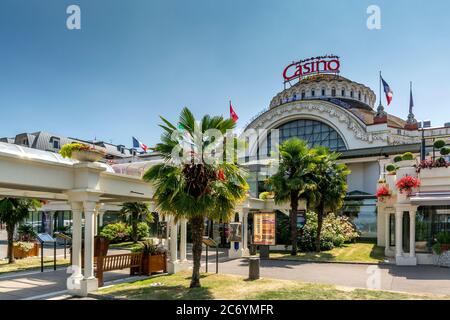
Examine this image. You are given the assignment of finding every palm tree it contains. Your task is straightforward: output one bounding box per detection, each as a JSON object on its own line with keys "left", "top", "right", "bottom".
{"left": 119, "top": 202, "right": 153, "bottom": 243}
{"left": 0, "top": 198, "right": 41, "bottom": 264}
{"left": 266, "top": 138, "right": 316, "bottom": 256}
{"left": 309, "top": 147, "right": 350, "bottom": 252}
{"left": 143, "top": 107, "right": 248, "bottom": 288}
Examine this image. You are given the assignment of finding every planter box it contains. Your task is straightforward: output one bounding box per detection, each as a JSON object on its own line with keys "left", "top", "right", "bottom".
{"left": 71, "top": 150, "right": 104, "bottom": 162}
{"left": 419, "top": 166, "right": 450, "bottom": 179}
{"left": 140, "top": 253, "right": 167, "bottom": 275}
{"left": 13, "top": 242, "right": 40, "bottom": 259}
{"left": 396, "top": 160, "right": 416, "bottom": 168}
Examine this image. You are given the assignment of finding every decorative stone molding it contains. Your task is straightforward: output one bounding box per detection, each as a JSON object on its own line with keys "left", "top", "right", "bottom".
{"left": 247, "top": 100, "right": 387, "bottom": 147}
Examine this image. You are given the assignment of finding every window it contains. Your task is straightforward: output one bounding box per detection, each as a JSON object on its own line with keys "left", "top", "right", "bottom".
{"left": 415, "top": 206, "right": 450, "bottom": 253}
{"left": 358, "top": 91, "right": 361, "bottom": 100}
{"left": 266, "top": 119, "right": 347, "bottom": 155}
{"left": 321, "top": 88, "right": 326, "bottom": 96}
{"left": 340, "top": 198, "right": 377, "bottom": 239}
{"left": 311, "top": 90, "right": 315, "bottom": 97}
{"left": 350, "top": 90, "right": 354, "bottom": 98}
{"left": 301, "top": 91, "right": 305, "bottom": 99}
{"left": 53, "top": 139, "right": 60, "bottom": 149}
{"left": 341, "top": 89, "right": 345, "bottom": 97}
{"left": 331, "top": 88, "right": 336, "bottom": 97}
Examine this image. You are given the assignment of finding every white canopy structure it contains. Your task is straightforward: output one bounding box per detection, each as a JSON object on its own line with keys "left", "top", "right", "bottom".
{"left": 0, "top": 142, "right": 154, "bottom": 295}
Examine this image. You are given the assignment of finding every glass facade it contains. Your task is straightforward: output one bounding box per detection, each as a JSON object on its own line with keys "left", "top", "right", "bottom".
{"left": 415, "top": 206, "right": 450, "bottom": 253}
{"left": 267, "top": 119, "right": 347, "bottom": 156}
{"left": 340, "top": 198, "right": 377, "bottom": 238}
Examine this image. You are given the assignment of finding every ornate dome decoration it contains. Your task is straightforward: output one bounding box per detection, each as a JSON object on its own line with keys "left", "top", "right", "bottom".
{"left": 270, "top": 74, "right": 376, "bottom": 110}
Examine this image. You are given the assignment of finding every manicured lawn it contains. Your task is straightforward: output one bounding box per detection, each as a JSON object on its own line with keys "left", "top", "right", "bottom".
{"left": 97, "top": 272, "right": 448, "bottom": 300}
{"left": 270, "top": 241, "right": 386, "bottom": 264}
{"left": 108, "top": 241, "right": 143, "bottom": 251}
{"left": 0, "top": 257, "right": 70, "bottom": 274}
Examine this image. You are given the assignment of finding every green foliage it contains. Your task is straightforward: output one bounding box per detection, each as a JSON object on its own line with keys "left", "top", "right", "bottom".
{"left": 401, "top": 152, "right": 414, "bottom": 161}
{"left": 142, "top": 107, "right": 249, "bottom": 287}
{"left": 100, "top": 222, "right": 129, "bottom": 243}
{"left": 17, "top": 224, "right": 37, "bottom": 241}
{"left": 126, "top": 222, "right": 150, "bottom": 240}
{"left": 298, "top": 212, "right": 360, "bottom": 251}
{"left": 258, "top": 191, "right": 274, "bottom": 200}
{"left": 386, "top": 164, "right": 397, "bottom": 173}
{"left": 436, "top": 232, "right": 450, "bottom": 244}
{"left": 440, "top": 147, "right": 450, "bottom": 156}
{"left": 393, "top": 156, "right": 403, "bottom": 163}
{"left": 432, "top": 242, "right": 443, "bottom": 255}
{"left": 133, "top": 239, "right": 166, "bottom": 255}
{"left": 434, "top": 139, "right": 446, "bottom": 149}
{"left": 59, "top": 143, "right": 88, "bottom": 158}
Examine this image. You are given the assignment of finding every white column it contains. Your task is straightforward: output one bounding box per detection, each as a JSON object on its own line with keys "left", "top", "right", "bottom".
{"left": 384, "top": 211, "right": 390, "bottom": 252}
{"left": 98, "top": 212, "right": 105, "bottom": 228}
{"left": 169, "top": 218, "right": 178, "bottom": 263}
{"left": 68, "top": 202, "right": 83, "bottom": 295}
{"left": 409, "top": 211, "right": 416, "bottom": 258}
{"left": 80, "top": 201, "right": 98, "bottom": 295}
{"left": 179, "top": 218, "right": 187, "bottom": 262}
{"left": 242, "top": 208, "right": 249, "bottom": 253}
{"left": 229, "top": 209, "right": 248, "bottom": 259}
{"left": 395, "top": 210, "right": 403, "bottom": 257}
{"left": 70, "top": 202, "right": 83, "bottom": 279}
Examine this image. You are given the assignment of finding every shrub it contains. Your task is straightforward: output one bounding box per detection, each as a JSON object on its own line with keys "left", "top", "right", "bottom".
{"left": 17, "top": 224, "right": 37, "bottom": 241}
{"left": 259, "top": 191, "right": 274, "bottom": 200}
{"left": 59, "top": 142, "right": 106, "bottom": 158}
{"left": 126, "top": 222, "right": 150, "bottom": 240}
{"left": 386, "top": 164, "right": 396, "bottom": 173}
{"left": 100, "top": 222, "right": 129, "bottom": 243}
{"left": 441, "top": 147, "right": 450, "bottom": 156}
{"left": 401, "top": 152, "right": 414, "bottom": 161}
{"left": 434, "top": 139, "right": 446, "bottom": 149}
{"left": 393, "top": 156, "right": 403, "bottom": 163}
{"left": 436, "top": 231, "right": 450, "bottom": 244}
{"left": 298, "top": 212, "right": 360, "bottom": 252}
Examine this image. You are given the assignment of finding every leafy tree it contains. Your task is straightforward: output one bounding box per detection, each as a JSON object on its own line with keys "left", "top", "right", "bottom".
{"left": 119, "top": 202, "right": 153, "bottom": 243}
{"left": 308, "top": 147, "right": 350, "bottom": 252}
{"left": 143, "top": 107, "right": 248, "bottom": 288}
{"left": 0, "top": 198, "right": 41, "bottom": 263}
{"left": 266, "top": 138, "right": 316, "bottom": 255}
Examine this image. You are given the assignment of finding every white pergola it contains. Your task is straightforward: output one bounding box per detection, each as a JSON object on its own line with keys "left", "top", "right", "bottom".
{"left": 0, "top": 143, "right": 153, "bottom": 295}
{"left": 0, "top": 142, "right": 297, "bottom": 295}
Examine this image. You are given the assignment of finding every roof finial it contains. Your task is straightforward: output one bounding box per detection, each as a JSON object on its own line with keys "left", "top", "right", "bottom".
{"left": 407, "top": 81, "right": 417, "bottom": 125}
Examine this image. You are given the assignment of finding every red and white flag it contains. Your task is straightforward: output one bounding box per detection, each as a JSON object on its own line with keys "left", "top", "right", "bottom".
{"left": 229, "top": 101, "right": 239, "bottom": 123}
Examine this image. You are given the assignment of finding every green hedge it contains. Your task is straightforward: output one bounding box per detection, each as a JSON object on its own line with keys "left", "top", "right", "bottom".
{"left": 100, "top": 222, "right": 149, "bottom": 243}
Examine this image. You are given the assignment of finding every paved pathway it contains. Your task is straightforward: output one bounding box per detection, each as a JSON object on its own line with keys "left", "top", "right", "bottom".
{"left": 212, "top": 258, "right": 450, "bottom": 296}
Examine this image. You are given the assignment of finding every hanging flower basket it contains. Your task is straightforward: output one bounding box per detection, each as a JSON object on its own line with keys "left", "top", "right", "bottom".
{"left": 396, "top": 175, "right": 421, "bottom": 195}
{"left": 376, "top": 185, "right": 391, "bottom": 203}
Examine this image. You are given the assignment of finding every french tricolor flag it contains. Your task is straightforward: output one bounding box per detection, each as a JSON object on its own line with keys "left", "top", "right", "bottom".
{"left": 132, "top": 137, "right": 148, "bottom": 152}
{"left": 381, "top": 76, "right": 393, "bottom": 106}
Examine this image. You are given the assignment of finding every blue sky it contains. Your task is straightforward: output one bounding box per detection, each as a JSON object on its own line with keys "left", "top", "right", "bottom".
{"left": 1, "top": 0, "right": 450, "bottom": 148}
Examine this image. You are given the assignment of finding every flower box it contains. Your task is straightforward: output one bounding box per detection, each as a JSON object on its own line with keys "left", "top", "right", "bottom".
{"left": 141, "top": 253, "right": 167, "bottom": 275}
{"left": 419, "top": 166, "right": 450, "bottom": 179}
{"left": 13, "top": 242, "right": 40, "bottom": 259}
{"left": 396, "top": 160, "right": 416, "bottom": 168}
{"left": 71, "top": 149, "right": 105, "bottom": 162}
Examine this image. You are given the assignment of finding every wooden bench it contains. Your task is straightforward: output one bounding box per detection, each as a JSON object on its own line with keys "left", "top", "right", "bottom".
{"left": 95, "top": 252, "right": 143, "bottom": 287}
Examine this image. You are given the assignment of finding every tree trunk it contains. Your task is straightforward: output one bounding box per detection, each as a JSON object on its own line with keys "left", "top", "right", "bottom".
{"left": 6, "top": 224, "right": 15, "bottom": 264}
{"left": 315, "top": 202, "right": 324, "bottom": 252}
{"left": 190, "top": 216, "right": 204, "bottom": 288}
{"left": 290, "top": 191, "right": 299, "bottom": 256}
{"left": 132, "top": 219, "right": 138, "bottom": 243}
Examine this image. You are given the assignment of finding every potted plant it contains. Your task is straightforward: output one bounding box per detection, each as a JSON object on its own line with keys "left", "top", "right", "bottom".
{"left": 13, "top": 241, "right": 40, "bottom": 259}
{"left": 60, "top": 142, "right": 106, "bottom": 162}
{"left": 432, "top": 232, "right": 450, "bottom": 255}
{"left": 133, "top": 239, "right": 167, "bottom": 275}
{"left": 375, "top": 185, "right": 391, "bottom": 203}
{"left": 395, "top": 152, "right": 416, "bottom": 168}
{"left": 17, "top": 224, "right": 37, "bottom": 242}
{"left": 386, "top": 164, "right": 397, "bottom": 175}
{"left": 396, "top": 175, "right": 421, "bottom": 195}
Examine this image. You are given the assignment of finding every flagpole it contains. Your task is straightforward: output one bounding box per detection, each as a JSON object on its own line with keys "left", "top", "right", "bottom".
{"left": 379, "top": 71, "right": 382, "bottom": 106}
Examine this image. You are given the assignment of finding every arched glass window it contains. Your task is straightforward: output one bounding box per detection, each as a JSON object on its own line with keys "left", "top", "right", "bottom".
{"left": 341, "top": 89, "right": 345, "bottom": 97}
{"left": 321, "top": 88, "right": 326, "bottom": 96}
{"left": 331, "top": 87, "right": 336, "bottom": 97}
{"left": 301, "top": 91, "right": 305, "bottom": 99}
{"left": 266, "top": 119, "right": 347, "bottom": 156}
{"left": 358, "top": 91, "right": 361, "bottom": 100}
{"left": 311, "top": 89, "right": 315, "bottom": 97}
{"left": 350, "top": 90, "right": 354, "bottom": 98}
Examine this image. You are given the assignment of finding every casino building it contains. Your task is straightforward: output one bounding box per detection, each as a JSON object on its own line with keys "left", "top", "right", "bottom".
{"left": 242, "top": 56, "right": 450, "bottom": 265}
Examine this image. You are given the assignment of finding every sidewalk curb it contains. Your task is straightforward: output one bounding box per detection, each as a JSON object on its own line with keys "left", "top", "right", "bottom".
{"left": 266, "top": 257, "right": 393, "bottom": 266}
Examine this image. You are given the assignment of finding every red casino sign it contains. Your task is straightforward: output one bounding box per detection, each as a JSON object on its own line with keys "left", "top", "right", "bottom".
{"left": 283, "top": 55, "right": 340, "bottom": 82}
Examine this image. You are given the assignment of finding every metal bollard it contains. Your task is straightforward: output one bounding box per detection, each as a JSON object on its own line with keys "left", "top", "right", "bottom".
{"left": 248, "top": 256, "right": 260, "bottom": 280}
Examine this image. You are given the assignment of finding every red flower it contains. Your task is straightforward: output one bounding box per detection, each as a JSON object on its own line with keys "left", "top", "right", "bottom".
{"left": 396, "top": 175, "right": 421, "bottom": 195}
{"left": 217, "top": 169, "right": 225, "bottom": 181}
{"left": 376, "top": 185, "right": 391, "bottom": 198}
